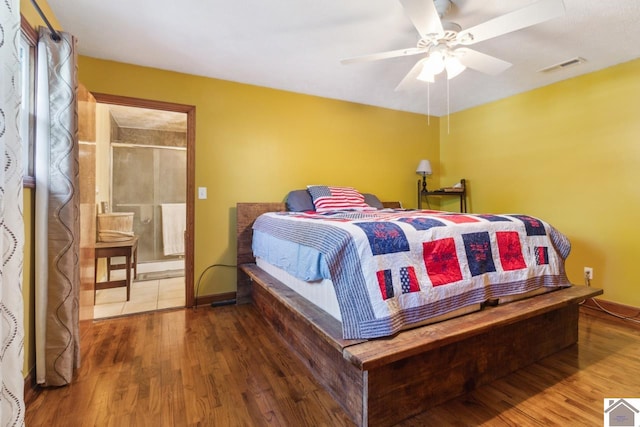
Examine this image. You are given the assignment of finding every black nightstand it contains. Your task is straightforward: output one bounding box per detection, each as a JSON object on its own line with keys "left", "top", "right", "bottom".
{"left": 418, "top": 178, "right": 466, "bottom": 212}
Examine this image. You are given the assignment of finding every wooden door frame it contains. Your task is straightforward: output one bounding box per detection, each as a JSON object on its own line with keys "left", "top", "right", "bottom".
{"left": 91, "top": 93, "right": 196, "bottom": 308}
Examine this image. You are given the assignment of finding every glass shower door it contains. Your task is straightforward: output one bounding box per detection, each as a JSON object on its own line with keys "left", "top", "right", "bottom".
{"left": 111, "top": 145, "right": 186, "bottom": 263}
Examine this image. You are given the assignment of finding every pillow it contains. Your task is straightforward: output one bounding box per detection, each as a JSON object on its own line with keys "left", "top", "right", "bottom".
{"left": 285, "top": 189, "right": 315, "bottom": 212}
{"left": 363, "top": 193, "right": 384, "bottom": 209}
{"left": 306, "top": 185, "right": 373, "bottom": 213}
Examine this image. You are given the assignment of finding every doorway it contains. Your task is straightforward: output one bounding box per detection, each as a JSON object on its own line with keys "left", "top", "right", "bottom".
{"left": 87, "top": 93, "right": 195, "bottom": 318}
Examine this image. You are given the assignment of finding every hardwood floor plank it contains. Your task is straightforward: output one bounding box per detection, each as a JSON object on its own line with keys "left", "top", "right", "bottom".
{"left": 25, "top": 307, "right": 639, "bottom": 426}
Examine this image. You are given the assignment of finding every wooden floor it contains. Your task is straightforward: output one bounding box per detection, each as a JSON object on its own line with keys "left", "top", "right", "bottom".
{"left": 25, "top": 305, "right": 640, "bottom": 426}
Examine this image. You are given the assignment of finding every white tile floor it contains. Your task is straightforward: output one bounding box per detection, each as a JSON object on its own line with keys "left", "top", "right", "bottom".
{"left": 93, "top": 274, "right": 185, "bottom": 319}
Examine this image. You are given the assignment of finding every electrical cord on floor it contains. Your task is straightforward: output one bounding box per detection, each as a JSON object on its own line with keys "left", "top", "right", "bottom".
{"left": 588, "top": 298, "right": 640, "bottom": 324}
{"left": 582, "top": 274, "right": 640, "bottom": 324}
{"left": 194, "top": 263, "right": 236, "bottom": 308}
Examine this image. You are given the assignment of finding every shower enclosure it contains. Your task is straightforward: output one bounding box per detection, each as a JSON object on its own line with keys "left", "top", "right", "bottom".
{"left": 111, "top": 144, "right": 186, "bottom": 267}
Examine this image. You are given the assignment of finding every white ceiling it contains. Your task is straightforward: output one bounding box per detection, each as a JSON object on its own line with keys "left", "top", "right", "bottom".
{"left": 49, "top": 0, "right": 640, "bottom": 117}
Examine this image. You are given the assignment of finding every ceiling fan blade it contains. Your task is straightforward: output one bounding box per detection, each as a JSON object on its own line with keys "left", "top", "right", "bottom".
{"left": 394, "top": 58, "right": 427, "bottom": 91}
{"left": 341, "top": 47, "right": 427, "bottom": 64}
{"left": 455, "top": 48, "right": 511, "bottom": 75}
{"left": 399, "top": 0, "right": 444, "bottom": 38}
{"left": 457, "top": 0, "right": 566, "bottom": 45}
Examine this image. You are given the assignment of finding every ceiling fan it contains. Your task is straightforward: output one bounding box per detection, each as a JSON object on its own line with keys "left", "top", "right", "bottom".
{"left": 341, "top": 0, "right": 566, "bottom": 90}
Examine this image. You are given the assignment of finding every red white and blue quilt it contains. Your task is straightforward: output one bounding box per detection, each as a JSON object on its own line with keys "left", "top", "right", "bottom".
{"left": 252, "top": 209, "right": 572, "bottom": 339}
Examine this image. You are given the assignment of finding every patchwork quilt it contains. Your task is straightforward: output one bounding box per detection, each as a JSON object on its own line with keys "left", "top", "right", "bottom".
{"left": 252, "top": 209, "right": 572, "bottom": 339}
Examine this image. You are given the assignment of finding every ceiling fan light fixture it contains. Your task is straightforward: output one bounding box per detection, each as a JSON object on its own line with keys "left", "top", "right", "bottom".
{"left": 416, "top": 67, "right": 435, "bottom": 83}
{"left": 445, "top": 56, "right": 466, "bottom": 79}
{"left": 422, "top": 52, "right": 445, "bottom": 75}
{"left": 416, "top": 49, "right": 466, "bottom": 82}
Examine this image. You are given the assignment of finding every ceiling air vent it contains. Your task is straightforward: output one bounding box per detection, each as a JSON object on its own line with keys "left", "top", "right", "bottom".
{"left": 538, "top": 57, "right": 586, "bottom": 73}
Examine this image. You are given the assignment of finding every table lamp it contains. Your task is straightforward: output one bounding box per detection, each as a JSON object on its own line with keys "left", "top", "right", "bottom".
{"left": 416, "top": 159, "right": 432, "bottom": 193}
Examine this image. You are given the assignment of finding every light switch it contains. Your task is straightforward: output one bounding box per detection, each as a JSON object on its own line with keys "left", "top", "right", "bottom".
{"left": 198, "top": 187, "right": 207, "bottom": 199}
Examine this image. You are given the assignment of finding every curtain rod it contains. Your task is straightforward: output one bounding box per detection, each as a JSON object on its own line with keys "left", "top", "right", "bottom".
{"left": 30, "top": 0, "right": 61, "bottom": 41}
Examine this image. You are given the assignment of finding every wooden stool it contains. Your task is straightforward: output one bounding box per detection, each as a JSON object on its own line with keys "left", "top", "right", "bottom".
{"left": 94, "top": 237, "right": 138, "bottom": 303}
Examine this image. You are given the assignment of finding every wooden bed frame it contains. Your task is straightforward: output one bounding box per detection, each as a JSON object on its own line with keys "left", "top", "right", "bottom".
{"left": 236, "top": 202, "right": 602, "bottom": 427}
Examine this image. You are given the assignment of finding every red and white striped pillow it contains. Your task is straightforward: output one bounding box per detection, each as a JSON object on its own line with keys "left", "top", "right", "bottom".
{"left": 307, "top": 185, "right": 374, "bottom": 213}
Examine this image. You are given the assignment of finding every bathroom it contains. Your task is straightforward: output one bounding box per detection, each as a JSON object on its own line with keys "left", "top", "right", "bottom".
{"left": 81, "top": 100, "right": 187, "bottom": 318}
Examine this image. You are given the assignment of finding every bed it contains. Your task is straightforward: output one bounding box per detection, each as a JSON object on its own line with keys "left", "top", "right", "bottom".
{"left": 236, "top": 188, "right": 601, "bottom": 426}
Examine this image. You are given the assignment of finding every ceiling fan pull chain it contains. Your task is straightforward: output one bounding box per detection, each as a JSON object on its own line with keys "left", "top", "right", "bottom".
{"left": 427, "top": 81, "right": 430, "bottom": 125}
{"left": 447, "top": 77, "right": 450, "bottom": 134}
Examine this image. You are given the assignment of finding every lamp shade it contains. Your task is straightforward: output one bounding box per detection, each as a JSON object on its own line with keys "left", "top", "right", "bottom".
{"left": 416, "top": 65, "right": 435, "bottom": 83}
{"left": 422, "top": 52, "right": 445, "bottom": 75}
{"left": 416, "top": 159, "right": 432, "bottom": 176}
{"left": 445, "top": 56, "right": 466, "bottom": 80}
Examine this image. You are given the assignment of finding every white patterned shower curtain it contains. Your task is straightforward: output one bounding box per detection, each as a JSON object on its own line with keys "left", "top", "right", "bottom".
{"left": 34, "top": 27, "right": 80, "bottom": 386}
{"left": 0, "top": 0, "right": 26, "bottom": 424}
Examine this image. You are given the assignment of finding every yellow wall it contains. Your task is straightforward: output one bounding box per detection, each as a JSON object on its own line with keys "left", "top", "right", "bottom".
{"left": 439, "top": 59, "right": 640, "bottom": 307}
{"left": 77, "top": 56, "right": 440, "bottom": 296}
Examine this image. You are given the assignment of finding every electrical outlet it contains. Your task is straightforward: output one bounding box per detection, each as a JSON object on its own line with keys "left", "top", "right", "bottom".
{"left": 584, "top": 267, "right": 593, "bottom": 280}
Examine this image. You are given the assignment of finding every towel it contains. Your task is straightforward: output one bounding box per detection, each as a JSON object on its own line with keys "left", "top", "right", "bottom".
{"left": 161, "top": 203, "right": 186, "bottom": 256}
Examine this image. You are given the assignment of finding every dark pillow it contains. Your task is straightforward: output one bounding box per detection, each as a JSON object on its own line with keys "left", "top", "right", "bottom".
{"left": 285, "top": 189, "right": 315, "bottom": 212}
{"left": 363, "top": 193, "right": 384, "bottom": 209}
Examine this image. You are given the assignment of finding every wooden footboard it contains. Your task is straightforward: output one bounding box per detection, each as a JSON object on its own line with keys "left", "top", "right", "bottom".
{"left": 235, "top": 203, "right": 603, "bottom": 426}
{"left": 240, "top": 263, "right": 601, "bottom": 426}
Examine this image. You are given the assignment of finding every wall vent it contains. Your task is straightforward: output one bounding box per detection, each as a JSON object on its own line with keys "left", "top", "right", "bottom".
{"left": 538, "top": 57, "right": 586, "bottom": 73}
